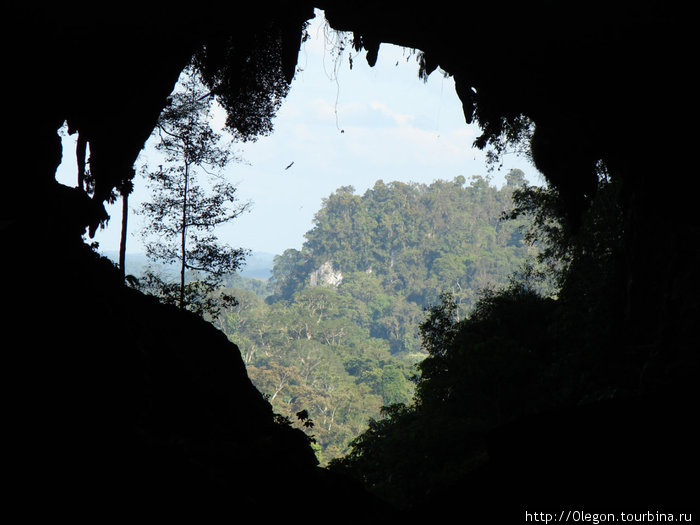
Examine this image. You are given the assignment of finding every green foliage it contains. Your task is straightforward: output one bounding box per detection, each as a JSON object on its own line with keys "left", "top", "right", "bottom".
{"left": 328, "top": 175, "right": 629, "bottom": 509}
{"left": 217, "top": 281, "right": 397, "bottom": 463}
{"left": 267, "top": 248, "right": 312, "bottom": 303}
{"left": 218, "top": 172, "right": 538, "bottom": 464}
{"left": 275, "top": 173, "right": 535, "bottom": 344}
{"left": 221, "top": 273, "right": 273, "bottom": 298}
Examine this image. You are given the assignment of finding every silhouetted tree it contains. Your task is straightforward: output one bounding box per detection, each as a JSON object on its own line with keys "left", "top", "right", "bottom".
{"left": 116, "top": 178, "right": 133, "bottom": 281}
{"left": 138, "top": 65, "right": 249, "bottom": 318}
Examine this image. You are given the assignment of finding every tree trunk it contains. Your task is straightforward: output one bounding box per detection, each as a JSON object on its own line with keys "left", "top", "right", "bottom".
{"left": 119, "top": 191, "right": 128, "bottom": 281}
{"left": 180, "top": 162, "right": 189, "bottom": 309}
{"left": 76, "top": 133, "right": 87, "bottom": 192}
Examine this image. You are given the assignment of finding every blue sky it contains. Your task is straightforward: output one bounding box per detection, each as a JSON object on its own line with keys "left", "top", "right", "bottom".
{"left": 56, "top": 9, "right": 541, "bottom": 258}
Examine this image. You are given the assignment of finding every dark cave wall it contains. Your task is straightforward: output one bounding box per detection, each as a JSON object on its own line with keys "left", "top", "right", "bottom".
{"left": 3, "top": 241, "right": 384, "bottom": 520}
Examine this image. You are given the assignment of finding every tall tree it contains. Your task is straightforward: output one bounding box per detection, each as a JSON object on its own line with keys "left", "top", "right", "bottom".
{"left": 138, "top": 65, "right": 249, "bottom": 318}
{"left": 116, "top": 178, "right": 133, "bottom": 281}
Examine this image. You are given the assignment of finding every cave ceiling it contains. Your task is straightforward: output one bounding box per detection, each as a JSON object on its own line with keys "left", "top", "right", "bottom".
{"left": 5, "top": 0, "right": 691, "bottom": 236}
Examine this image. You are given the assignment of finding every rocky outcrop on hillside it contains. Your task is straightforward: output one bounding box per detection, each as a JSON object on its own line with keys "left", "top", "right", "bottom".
{"left": 309, "top": 261, "right": 344, "bottom": 288}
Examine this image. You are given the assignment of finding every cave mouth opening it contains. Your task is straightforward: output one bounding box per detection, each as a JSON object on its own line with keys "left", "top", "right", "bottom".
{"left": 6, "top": 4, "right": 697, "bottom": 515}
{"left": 52, "top": 8, "right": 541, "bottom": 466}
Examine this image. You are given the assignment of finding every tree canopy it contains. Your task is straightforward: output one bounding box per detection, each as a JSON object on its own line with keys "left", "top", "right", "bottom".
{"left": 327, "top": 173, "right": 629, "bottom": 508}
{"left": 218, "top": 171, "right": 538, "bottom": 463}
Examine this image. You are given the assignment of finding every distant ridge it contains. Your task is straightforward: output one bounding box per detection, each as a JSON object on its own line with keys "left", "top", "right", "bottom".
{"left": 100, "top": 250, "right": 275, "bottom": 280}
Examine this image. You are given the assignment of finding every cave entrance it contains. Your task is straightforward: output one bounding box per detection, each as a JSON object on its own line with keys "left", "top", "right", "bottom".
{"left": 54, "top": 8, "right": 539, "bottom": 465}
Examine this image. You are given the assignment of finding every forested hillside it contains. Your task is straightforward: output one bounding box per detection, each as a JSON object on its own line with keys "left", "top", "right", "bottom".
{"left": 216, "top": 171, "right": 537, "bottom": 462}
{"left": 327, "top": 173, "right": 642, "bottom": 510}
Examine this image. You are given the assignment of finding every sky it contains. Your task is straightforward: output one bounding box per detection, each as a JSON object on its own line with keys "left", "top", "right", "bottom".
{"left": 55, "top": 9, "right": 541, "bottom": 258}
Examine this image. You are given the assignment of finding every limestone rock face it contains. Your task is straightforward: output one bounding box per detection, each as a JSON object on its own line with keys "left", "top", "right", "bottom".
{"left": 309, "top": 261, "right": 343, "bottom": 288}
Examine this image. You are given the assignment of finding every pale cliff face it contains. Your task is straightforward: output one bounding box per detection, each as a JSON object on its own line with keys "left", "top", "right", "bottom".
{"left": 309, "top": 260, "right": 343, "bottom": 288}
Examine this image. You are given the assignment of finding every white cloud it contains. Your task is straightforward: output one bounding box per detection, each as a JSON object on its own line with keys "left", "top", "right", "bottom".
{"left": 368, "top": 101, "right": 415, "bottom": 127}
